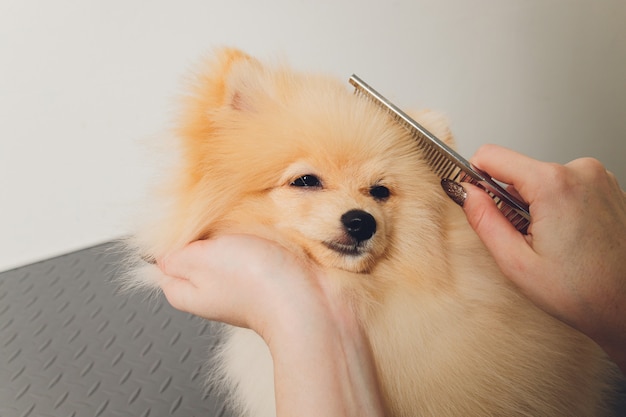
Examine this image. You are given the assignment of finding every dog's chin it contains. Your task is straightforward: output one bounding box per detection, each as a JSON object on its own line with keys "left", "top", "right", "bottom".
{"left": 321, "top": 240, "right": 376, "bottom": 273}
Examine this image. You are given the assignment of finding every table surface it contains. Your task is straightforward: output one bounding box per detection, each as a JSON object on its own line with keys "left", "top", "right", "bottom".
{"left": 0, "top": 242, "right": 233, "bottom": 417}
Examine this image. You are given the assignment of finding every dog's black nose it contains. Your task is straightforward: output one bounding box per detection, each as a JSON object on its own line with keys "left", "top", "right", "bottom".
{"left": 341, "top": 209, "right": 376, "bottom": 242}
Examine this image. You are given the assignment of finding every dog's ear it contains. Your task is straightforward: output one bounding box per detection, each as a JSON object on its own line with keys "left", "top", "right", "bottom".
{"left": 409, "top": 109, "right": 456, "bottom": 149}
{"left": 180, "top": 48, "right": 267, "bottom": 139}
{"left": 184, "top": 47, "right": 265, "bottom": 113}
{"left": 221, "top": 50, "right": 267, "bottom": 112}
{"left": 225, "top": 61, "right": 264, "bottom": 111}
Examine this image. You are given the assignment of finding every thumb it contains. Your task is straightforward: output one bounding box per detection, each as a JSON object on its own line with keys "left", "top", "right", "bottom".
{"left": 441, "top": 179, "right": 531, "bottom": 275}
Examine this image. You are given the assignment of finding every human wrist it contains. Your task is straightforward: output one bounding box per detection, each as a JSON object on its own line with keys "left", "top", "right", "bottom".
{"left": 268, "top": 302, "right": 386, "bottom": 417}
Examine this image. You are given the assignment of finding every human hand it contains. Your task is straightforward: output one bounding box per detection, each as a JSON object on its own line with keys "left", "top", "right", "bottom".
{"left": 443, "top": 144, "right": 626, "bottom": 371}
{"left": 157, "top": 234, "right": 387, "bottom": 416}
{"left": 157, "top": 234, "right": 329, "bottom": 341}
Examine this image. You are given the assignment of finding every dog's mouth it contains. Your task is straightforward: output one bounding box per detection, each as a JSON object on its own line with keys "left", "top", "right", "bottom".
{"left": 323, "top": 240, "right": 368, "bottom": 257}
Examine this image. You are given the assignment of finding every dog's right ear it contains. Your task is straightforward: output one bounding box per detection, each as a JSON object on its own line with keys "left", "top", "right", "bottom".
{"left": 220, "top": 51, "right": 275, "bottom": 114}
{"left": 180, "top": 48, "right": 267, "bottom": 139}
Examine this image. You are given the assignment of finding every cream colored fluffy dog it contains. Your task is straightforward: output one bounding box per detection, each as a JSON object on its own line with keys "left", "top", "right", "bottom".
{"left": 130, "top": 48, "right": 616, "bottom": 416}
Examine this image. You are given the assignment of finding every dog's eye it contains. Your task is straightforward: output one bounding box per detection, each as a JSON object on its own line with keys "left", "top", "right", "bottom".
{"left": 291, "top": 175, "right": 322, "bottom": 188}
{"left": 370, "top": 185, "right": 390, "bottom": 200}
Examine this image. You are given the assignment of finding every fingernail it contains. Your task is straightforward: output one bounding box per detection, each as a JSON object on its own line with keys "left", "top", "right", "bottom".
{"left": 441, "top": 179, "right": 467, "bottom": 207}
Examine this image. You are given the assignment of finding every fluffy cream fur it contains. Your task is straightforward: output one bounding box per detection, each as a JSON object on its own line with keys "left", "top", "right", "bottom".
{"left": 129, "top": 48, "right": 617, "bottom": 416}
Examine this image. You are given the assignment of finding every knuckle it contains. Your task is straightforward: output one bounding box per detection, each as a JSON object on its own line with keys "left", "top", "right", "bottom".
{"left": 563, "top": 158, "right": 617, "bottom": 195}
{"left": 567, "top": 157, "right": 607, "bottom": 180}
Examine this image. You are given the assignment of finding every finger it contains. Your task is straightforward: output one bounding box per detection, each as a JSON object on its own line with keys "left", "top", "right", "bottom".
{"left": 461, "top": 182, "right": 534, "bottom": 278}
{"left": 159, "top": 273, "right": 230, "bottom": 323}
{"left": 470, "top": 144, "right": 546, "bottom": 203}
{"left": 159, "top": 274, "right": 200, "bottom": 312}
{"left": 158, "top": 240, "right": 215, "bottom": 280}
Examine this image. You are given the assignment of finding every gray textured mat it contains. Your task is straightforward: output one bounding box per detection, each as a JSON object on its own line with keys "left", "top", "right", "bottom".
{"left": 0, "top": 242, "right": 233, "bottom": 417}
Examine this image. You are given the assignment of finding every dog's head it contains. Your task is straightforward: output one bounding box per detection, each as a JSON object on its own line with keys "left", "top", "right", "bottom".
{"left": 142, "top": 48, "right": 454, "bottom": 274}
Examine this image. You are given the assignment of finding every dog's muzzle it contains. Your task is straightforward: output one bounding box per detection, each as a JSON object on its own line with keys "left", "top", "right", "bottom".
{"left": 323, "top": 209, "right": 377, "bottom": 257}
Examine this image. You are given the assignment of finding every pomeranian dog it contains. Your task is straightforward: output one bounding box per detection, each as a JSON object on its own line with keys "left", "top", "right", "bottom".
{"left": 129, "top": 48, "right": 617, "bottom": 416}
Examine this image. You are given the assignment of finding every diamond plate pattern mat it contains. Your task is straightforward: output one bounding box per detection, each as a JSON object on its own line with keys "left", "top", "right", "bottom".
{"left": 0, "top": 242, "right": 233, "bottom": 417}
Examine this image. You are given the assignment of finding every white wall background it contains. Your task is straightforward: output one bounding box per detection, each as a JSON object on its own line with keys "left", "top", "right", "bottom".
{"left": 1, "top": 0, "right": 625, "bottom": 271}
